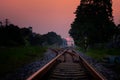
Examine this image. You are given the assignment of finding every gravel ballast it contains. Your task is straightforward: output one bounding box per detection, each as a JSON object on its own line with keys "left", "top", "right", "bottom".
{"left": 75, "top": 50, "right": 118, "bottom": 80}
{"left": 1, "top": 49, "right": 118, "bottom": 80}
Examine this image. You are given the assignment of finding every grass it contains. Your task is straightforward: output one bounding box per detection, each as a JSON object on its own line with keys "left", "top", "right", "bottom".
{"left": 77, "top": 47, "right": 120, "bottom": 60}
{"left": 85, "top": 48, "right": 120, "bottom": 79}
{"left": 77, "top": 47, "right": 120, "bottom": 79}
{"left": 0, "top": 46, "right": 47, "bottom": 76}
{"left": 86, "top": 49, "right": 108, "bottom": 60}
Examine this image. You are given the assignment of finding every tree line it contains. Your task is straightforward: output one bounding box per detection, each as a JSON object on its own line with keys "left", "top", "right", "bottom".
{"left": 69, "top": 0, "right": 120, "bottom": 48}
{"left": 0, "top": 19, "right": 64, "bottom": 47}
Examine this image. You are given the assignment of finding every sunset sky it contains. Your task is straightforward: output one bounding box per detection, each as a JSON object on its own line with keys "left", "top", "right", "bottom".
{"left": 0, "top": 0, "right": 120, "bottom": 39}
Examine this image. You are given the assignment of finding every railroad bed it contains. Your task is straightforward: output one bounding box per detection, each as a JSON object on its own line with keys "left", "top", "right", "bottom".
{"left": 26, "top": 48, "right": 107, "bottom": 80}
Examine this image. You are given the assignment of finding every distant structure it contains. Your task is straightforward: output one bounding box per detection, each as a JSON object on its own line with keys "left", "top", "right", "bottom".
{"left": 62, "top": 39, "right": 67, "bottom": 47}
{"left": 66, "top": 37, "right": 74, "bottom": 47}
{"left": 5, "top": 19, "right": 9, "bottom": 26}
{"left": 0, "top": 19, "right": 10, "bottom": 27}
{"left": 67, "top": 40, "right": 74, "bottom": 47}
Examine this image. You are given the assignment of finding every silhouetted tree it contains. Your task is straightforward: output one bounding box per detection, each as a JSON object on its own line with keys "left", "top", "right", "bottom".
{"left": 20, "top": 27, "right": 32, "bottom": 46}
{"left": 69, "top": 0, "right": 115, "bottom": 47}
{"left": 0, "top": 21, "right": 2, "bottom": 27}
{"left": 29, "top": 33, "right": 42, "bottom": 46}
{"left": 0, "top": 23, "right": 25, "bottom": 46}
{"left": 6, "top": 24, "right": 25, "bottom": 46}
{"left": 113, "top": 24, "right": 120, "bottom": 48}
{"left": 41, "top": 32, "right": 63, "bottom": 46}
{"left": 0, "top": 19, "right": 63, "bottom": 47}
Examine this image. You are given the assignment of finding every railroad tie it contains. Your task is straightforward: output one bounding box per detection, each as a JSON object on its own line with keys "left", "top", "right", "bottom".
{"left": 49, "top": 63, "right": 89, "bottom": 80}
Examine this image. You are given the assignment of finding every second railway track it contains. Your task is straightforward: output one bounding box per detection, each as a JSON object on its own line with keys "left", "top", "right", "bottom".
{"left": 27, "top": 48, "right": 107, "bottom": 80}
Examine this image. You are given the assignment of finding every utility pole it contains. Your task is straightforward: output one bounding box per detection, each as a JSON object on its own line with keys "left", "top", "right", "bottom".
{"left": 5, "top": 19, "right": 9, "bottom": 26}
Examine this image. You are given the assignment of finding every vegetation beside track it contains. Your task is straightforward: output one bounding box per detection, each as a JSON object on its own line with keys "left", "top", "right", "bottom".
{"left": 86, "top": 48, "right": 119, "bottom": 60}
{"left": 77, "top": 47, "right": 120, "bottom": 76}
{"left": 77, "top": 47, "right": 120, "bottom": 60}
{"left": 0, "top": 46, "right": 47, "bottom": 76}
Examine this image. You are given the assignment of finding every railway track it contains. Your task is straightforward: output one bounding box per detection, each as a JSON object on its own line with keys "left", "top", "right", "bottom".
{"left": 26, "top": 48, "right": 107, "bottom": 80}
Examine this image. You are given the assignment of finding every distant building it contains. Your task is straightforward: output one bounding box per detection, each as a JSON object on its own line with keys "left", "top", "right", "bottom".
{"left": 65, "top": 37, "right": 74, "bottom": 46}
{"left": 62, "top": 38, "right": 67, "bottom": 47}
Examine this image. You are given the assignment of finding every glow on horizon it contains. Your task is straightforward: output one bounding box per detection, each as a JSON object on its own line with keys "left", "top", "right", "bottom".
{"left": 113, "top": 0, "right": 120, "bottom": 24}
{"left": 0, "top": 0, "right": 119, "bottom": 38}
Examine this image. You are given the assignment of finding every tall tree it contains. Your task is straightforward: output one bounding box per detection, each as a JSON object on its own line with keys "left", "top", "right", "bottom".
{"left": 69, "top": 0, "right": 115, "bottom": 47}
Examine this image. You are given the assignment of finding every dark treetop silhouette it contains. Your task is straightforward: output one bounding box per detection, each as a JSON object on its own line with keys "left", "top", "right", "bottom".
{"left": 69, "top": 0, "right": 116, "bottom": 48}
{"left": 0, "top": 19, "right": 63, "bottom": 47}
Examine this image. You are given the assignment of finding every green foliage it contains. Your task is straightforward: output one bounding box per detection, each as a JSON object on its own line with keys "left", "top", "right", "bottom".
{"left": 0, "top": 46, "right": 47, "bottom": 75}
{"left": 0, "top": 19, "right": 63, "bottom": 47}
{"left": 30, "top": 32, "right": 63, "bottom": 46}
{"left": 86, "top": 48, "right": 108, "bottom": 60}
{"left": 69, "top": 0, "right": 116, "bottom": 47}
{"left": 85, "top": 48, "right": 120, "bottom": 60}
{"left": 113, "top": 24, "right": 120, "bottom": 48}
{"left": 42, "top": 32, "right": 63, "bottom": 46}
{"left": 0, "top": 24, "right": 25, "bottom": 46}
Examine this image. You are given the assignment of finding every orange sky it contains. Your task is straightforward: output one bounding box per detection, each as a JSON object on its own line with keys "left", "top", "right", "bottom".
{"left": 113, "top": 0, "right": 120, "bottom": 24}
{"left": 0, "top": 0, "right": 119, "bottom": 38}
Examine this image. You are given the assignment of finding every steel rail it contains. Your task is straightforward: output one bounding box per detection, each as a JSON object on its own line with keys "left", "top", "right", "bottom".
{"left": 47, "top": 49, "right": 107, "bottom": 80}
{"left": 26, "top": 48, "right": 107, "bottom": 80}
{"left": 26, "top": 49, "right": 67, "bottom": 80}
{"left": 72, "top": 50, "right": 107, "bottom": 80}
